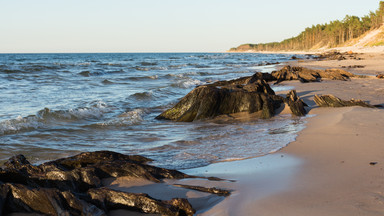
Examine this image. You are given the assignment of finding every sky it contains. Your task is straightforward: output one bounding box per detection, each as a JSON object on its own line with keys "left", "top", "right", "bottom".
{"left": 0, "top": 0, "right": 381, "bottom": 53}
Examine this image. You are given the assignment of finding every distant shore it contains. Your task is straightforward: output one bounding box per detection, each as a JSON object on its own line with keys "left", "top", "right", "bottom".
{"left": 227, "top": 45, "right": 384, "bottom": 55}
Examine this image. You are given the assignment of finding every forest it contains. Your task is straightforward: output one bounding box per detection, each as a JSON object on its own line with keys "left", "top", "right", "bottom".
{"left": 230, "top": 1, "right": 384, "bottom": 51}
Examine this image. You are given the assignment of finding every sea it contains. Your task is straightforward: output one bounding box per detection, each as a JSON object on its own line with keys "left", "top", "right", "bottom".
{"left": 0, "top": 53, "right": 307, "bottom": 169}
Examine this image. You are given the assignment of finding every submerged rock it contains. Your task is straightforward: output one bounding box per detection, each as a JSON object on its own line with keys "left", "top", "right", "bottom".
{"left": 0, "top": 151, "right": 205, "bottom": 215}
{"left": 314, "top": 94, "right": 376, "bottom": 108}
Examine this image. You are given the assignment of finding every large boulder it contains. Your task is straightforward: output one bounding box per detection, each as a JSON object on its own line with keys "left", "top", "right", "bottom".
{"left": 156, "top": 80, "right": 283, "bottom": 122}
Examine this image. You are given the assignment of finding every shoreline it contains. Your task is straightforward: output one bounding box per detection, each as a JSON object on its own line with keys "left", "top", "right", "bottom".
{"left": 106, "top": 51, "right": 384, "bottom": 215}
{"left": 190, "top": 51, "right": 384, "bottom": 215}
{"left": 4, "top": 51, "right": 384, "bottom": 215}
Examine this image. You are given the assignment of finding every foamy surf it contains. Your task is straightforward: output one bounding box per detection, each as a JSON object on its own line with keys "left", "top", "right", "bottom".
{"left": 98, "top": 109, "right": 145, "bottom": 126}
{"left": 0, "top": 101, "right": 110, "bottom": 135}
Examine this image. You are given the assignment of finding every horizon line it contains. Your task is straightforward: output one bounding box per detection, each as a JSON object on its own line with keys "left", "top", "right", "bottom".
{"left": 0, "top": 51, "right": 232, "bottom": 54}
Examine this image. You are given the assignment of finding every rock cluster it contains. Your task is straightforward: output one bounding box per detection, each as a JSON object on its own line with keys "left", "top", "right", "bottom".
{"left": 0, "top": 151, "right": 198, "bottom": 216}
{"left": 156, "top": 72, "right": 307, "bottom": 122}
{"left": 315, "top": 51, "right": 362, "bottom": 61}
{"left": 272, "top": 66, "right": 355, "bottom": 84}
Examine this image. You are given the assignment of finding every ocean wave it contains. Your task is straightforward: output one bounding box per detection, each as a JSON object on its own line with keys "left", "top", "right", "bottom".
{"left": 134, "top": 66, "right": 167, "bottom": 71}
{"left": 78, "top": 70, "right": 105, "bottom": 77}
{"left": 0, "top": 101, "right": 109, "bottom": 135}
{"left": 127, "top": 75, "right": 158, "bottom": 81}
{"left": 97, "top": 109, "right": 145, "bottom": 126}
{"left": 168, "top": 64, "right": 187, "bottom": 69}
{"left": 129, "top": 91, "right": 153, "bottom": 100}
{"left": 21, "top": 64, "right": 62, "bottom": 72}
{"left": 102, "top": 79, "right": 114, "bottom": 85}
{"left": 98, "top": 62, "right": 124, "bottom": 67}
{"left": 140, "top": 62, "right": 158, "bottom": 66}
{"left": 171, "top": 78, "right": 203, "bottom": 88}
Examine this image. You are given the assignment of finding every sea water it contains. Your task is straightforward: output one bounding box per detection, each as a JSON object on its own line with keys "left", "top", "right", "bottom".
{"left": 0, "top": 53, "right": 306, "bottom": 169}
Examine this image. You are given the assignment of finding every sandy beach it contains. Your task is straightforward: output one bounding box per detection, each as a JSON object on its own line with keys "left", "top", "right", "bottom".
{"left": 188, "top": 51, "right": 384, "bottom": 216}
{"left": 101, "top": 51, "right": 384, "bottom": 216}
{"left": 102, "top": 51, "right": 384, "bottom": 216}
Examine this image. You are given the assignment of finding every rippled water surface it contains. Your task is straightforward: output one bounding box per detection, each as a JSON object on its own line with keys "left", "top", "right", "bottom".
{"left": 0, "top": 53, "right": 306, "bottom": 169}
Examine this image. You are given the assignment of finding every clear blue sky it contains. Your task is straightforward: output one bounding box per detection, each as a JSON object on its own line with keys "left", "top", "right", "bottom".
{"left": 0, "top": 0, "right": 381, "bottom": 53}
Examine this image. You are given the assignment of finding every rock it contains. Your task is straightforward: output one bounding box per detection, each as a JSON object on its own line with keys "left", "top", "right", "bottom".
{"left": 2, "top": 183, "right": 104, "bottom": 216}
{"left": 0, "top": 151, "right": 191, "bottom": 193}
{"left": 318, "top": 69, "right": 355, "bottom": 81}
{"left": 285, "top": 90, "right": 307, "bottom": 116}
{"left": 156, "top": 84, "right": 282, "bottom": 122}
{"left": 377, "top": 74, "right": 384, "bottom": 79}
{"left": 271, "top": 66, "right": 355, "bottom": 84}
{"left": 87, "top": 187, "right": 195, "bottom": 216}
{"left": 0, "top": 151, "right": 202, "bottom": 215}
{"left": 271, "top": 66, "right": 321, "bottom": 84}
{"left": 156, "top": 70, "right": 316, "bottom": 122}
{"left": 173, "top": 184, "right": 231, "bottom": 197}
{"left": 314, "top": 95, "right": 376, "bottom": 108}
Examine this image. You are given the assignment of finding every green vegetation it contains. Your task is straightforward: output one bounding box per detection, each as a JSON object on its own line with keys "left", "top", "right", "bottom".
{"left": 230, "top": 1, "right": 384, "bottom": 51}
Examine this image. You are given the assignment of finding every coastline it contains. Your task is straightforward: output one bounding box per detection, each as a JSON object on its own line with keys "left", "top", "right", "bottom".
{"left": 104, "top": 49, "right": 384, "bottom": 216}
{"left": 189, "top": 49, "right": 384, "bottom": 215}
{"left": 4, "top": 50, "right": 384, "bottom": 215}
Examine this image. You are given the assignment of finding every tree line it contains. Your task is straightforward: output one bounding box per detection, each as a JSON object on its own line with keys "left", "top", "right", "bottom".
{"left": 230, "top": 1, "right": 384, "bottom": 51}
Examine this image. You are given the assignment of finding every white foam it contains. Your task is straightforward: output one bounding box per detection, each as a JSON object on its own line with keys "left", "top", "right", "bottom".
{"left": 0, "top": 101, "right": 110, "bottom": 135}
{"left": 175, "top": 79, "right": 203, "bottom": 89}
{"left": 99, "top": 109, "right": 145, "bottom": 126}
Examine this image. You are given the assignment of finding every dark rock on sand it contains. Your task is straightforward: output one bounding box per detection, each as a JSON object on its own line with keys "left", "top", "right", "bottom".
{"left": 2, "top": 183, "right": 104, "bottom": 215}
{"left": 173, "top": 184, "right": 231, "bottom": 197}
{"left": 314, "top": 94, "right": 376, "bottom": 108}
{"left": 156, "top": 75, "right": 282, "bottom": 121}
{"left": 271, "top": 66, "right": 355, "bottom": 84}
{"left": 286, "top": 90, "right": 307, "bottom": 116}
{"left": 88, "top": 187, "right": 195, "bottom": 216}
{"left": 315, "top": 51, "right": 362, "bottom": 61}
{"left": 376, "top": 74, "right": 384, "bottom": 79}
{"left": 0, "top": 151, "right": 200, "bottom": 216}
